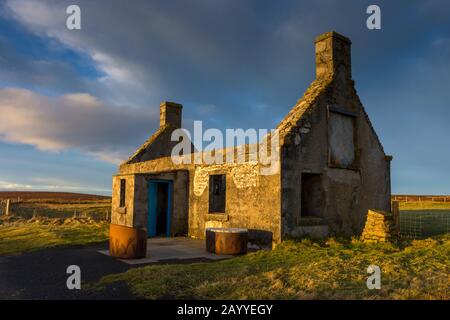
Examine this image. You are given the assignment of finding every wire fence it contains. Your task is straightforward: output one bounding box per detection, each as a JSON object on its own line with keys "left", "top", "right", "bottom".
{"left": 0, "top": 199, "right": 111, "bottom": 222}
{"left": 399, "top": 211, "right": 450, "bottom": 238}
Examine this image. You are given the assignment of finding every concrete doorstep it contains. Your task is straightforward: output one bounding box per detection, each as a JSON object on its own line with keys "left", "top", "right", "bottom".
{"left": 99, "top": 237, "right": 234, "bottom": 265}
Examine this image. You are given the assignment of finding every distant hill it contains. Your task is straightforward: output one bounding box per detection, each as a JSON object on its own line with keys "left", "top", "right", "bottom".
{"left": 0, "top": 191, "right": 111, "bottom": 200}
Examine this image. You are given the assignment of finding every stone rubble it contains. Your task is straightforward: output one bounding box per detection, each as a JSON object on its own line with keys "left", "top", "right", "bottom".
{"left": 361, "top": 209, "right": 397, "bottom": 243}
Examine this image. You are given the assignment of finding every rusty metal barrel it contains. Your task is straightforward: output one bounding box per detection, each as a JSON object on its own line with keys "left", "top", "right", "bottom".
{"left": 109, "top": 223, "right": 147, "bottom": 259}
{"left": 206, "top": 228, "right": 248, "bottom": 255}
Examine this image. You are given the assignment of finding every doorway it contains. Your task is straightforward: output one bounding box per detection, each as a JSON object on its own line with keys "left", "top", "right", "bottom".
{"left": 147, "top": 180, "right": 172, "bottom": 237}
{"left": 301, "top": 173, "right": 323, "bottom": 218}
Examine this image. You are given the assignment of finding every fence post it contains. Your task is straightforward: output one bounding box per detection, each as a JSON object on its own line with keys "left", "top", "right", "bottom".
{"left": 391, "top": 200, "right": 400, "bottom": 237}
{"left": 391, "top": 201, "right": 399, "bottom": 220}
{"left": 5, "top": 199, "right": 10, "bottom": 216}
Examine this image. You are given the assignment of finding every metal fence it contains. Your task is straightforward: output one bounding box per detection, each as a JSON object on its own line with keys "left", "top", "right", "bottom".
{"left": 399, "top": 211, "right": 450, "bottom": 238}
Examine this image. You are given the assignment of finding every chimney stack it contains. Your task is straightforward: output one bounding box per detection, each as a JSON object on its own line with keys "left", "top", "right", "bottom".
{"left": 160, "top": 101, "right": 182, "bottom": 128}
{"left": 314, "top": 31, "right": 352, "bottom": 80}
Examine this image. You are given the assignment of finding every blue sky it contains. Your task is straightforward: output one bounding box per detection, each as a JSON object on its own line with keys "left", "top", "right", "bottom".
{"left": 0, "top": 0, "right": 449, "bottom": 195}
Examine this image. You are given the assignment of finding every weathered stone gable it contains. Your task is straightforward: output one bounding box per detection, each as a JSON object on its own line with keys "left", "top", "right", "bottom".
{"left": 279, "top": 31, "right": 391, "bottom": 238}
{"left": 277, "top": 75, "right": 334, "bottom": 146}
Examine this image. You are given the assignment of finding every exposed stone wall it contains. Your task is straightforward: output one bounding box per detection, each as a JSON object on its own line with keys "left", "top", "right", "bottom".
{"left": 112, "top": 170, "right": 189, "bottom": 236}
{"left": 130, "top": 175, "right": 147, "bottom": 229}
{"left": 361, "top": 209, "right": 397, "bottom": 243}
{"left": 280, "top": 80, "right": 391, "bottom": 238}
{"left": 188, "top": 162, "right": 281, "bottom": 244}
{"left": 133, "top": 171, "right": 189, "bottom": 236}
{"left": 115, "top": 153, "right": 281, "bottom": 245}
{"left": 315, "top": 31, "right": 352, "bottom": 81}
{"left": 127, "top": 125, "right": 181, "bottom": 163}
{"left": 111, "top": 174, "right": 136, "bottom": 228}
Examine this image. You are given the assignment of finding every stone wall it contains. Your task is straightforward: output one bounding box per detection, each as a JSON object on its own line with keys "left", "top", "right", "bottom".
{"left": 115, "top": 152, "right": 282, "bottom": 245}
{"left": 188, "top": 162, "right": 281, "bottom": 244}
{"left": 112, "top": 170, "right": 190, "bottom": 236}
{"left": 279, "top": 78, "right": 391, "bottom": 237}
{"left": 111, "top": 174, "right": 136, "bottom": 228}
{"left": 361, "top": 209, "right": 397, "bottom": 243}
{"left": 133, "top": 170, "right": 189, "bottom": 236}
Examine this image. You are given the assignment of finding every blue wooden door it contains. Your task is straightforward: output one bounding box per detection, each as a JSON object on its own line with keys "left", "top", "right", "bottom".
{"left": 147, "top": 180, "right": 172, "bottom": 237}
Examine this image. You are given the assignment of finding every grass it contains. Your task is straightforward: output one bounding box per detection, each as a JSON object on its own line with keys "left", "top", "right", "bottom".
{"left": 0, "top": 220, "right": 109, "bottom": 255}
{"left": 399, "top": 201, "right": 450, "bottom": 211}
{"left": 0, "top": 195, "right": 110, "bottom": 255}
{"left": 93, "top": 235, "right": 450, "bottom": 300}
{"left": 1, "top": 198, "right": 448, "bottom": 299}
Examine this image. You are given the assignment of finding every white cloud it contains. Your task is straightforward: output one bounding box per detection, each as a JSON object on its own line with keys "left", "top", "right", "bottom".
{"left": 0, "top": 178, "right": 110, "bottom": 193}
{"left": 0, "top": 87, "right": 159, "bottom": 164}
{"left": 3, "top": 0, "right": 62, "bottom": 29}
{"left": 0, "top": 180, "right": 32, "bottom": 189}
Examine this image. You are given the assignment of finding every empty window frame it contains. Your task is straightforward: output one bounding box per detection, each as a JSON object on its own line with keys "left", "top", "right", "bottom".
{"left": 119, "top": 179, "right": 126, "bottom": 207}
{"left": 301, "top": 173, "right": 323, "bottom": 218}
{"left": 209, "top": 174, "right": 226, "bottom": 213}
{"left": 328, "top": 109, "right": 356, "bottom": 168}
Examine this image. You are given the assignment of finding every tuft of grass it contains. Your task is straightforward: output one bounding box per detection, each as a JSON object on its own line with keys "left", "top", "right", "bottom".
{"left": 0, "top": 221, "right": 109, "bottom": 255}
{"left": 93, "top": 235, "right": 450, "bottom": 300}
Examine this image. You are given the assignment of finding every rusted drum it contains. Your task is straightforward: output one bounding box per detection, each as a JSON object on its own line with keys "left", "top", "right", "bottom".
{"left": 109, "top": 223, "right": 147, "bottom": 259}
{"left": 206, "top": 228, "right": 248, "bottom": 255}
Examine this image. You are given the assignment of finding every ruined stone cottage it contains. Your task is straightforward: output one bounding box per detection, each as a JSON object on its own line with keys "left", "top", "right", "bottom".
{"left": 111, "top": 31, "right": 392, "bottom": 246}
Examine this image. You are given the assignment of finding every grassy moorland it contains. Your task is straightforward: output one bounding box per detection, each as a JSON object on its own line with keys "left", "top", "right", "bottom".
{"left": 0, "top": 191, "right": 111, "bottom": 220}
{"left": 93, "top": 235, "right": 449, "bottom": 299}
{"left": 0, "top": 191, "right": 110, "bottom": 255}
{"left": 0, "top": 220, "right": 109, "bottom": 255}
